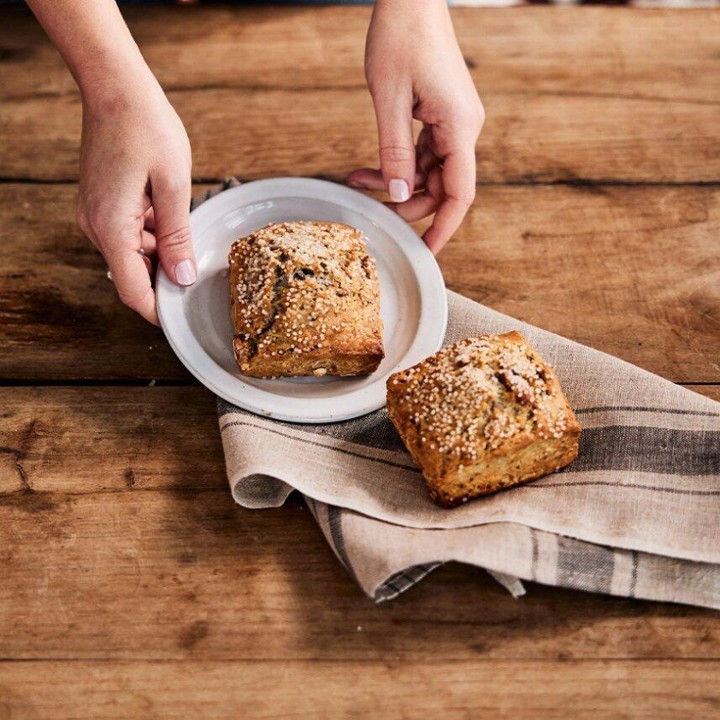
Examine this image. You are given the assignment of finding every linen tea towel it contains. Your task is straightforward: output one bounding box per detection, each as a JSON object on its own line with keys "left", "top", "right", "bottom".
{"left": 196, "top": 180, "right": 720, "bottom": 608}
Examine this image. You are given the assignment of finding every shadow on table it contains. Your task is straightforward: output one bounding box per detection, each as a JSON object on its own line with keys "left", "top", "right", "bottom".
{"left": 156, "top": 480, "right": 711, "bottom": 662}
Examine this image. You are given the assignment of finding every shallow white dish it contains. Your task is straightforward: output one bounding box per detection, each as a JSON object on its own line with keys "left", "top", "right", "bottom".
{"left": 157, "top": 177, "right": 447, "bottom": 423}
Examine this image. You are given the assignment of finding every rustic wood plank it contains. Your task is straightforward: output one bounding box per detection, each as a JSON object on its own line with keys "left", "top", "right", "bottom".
{"left": 0, "top": 387, "right": 221, "bottom": 496}
{"left": 1, "top": 184, "right": 717, "bottom": 382}
{"left": 684, "top": 386, "right": 720, "bottom": 402}
{"left": 2, "top": 383, "right": 717, "bottom": 494}
{"left": 1, "top": 488, "right": 719, "bottom": 662}
{"left": 0, "top": 660, "right": 718, "bottom": 720}
{"left": 2, "top": 7, "right": 718, "bottom": 183}
{"left": 0, "top": 184, "right": 189, "bottom": 381}
{"left": 1, "top": 8, "right": 717, "bottom": 716}
{"left": 1, "top": 7, "right": 717, "bottom": 103}
{"left": 3, "top": 385, "right": 718, "bottom": 497}
{"left": 438, "top": 185, "right": 720, "bottom": 383}
{"left": 1, "top": 386, "right": 719, "bottom": 663}
{"left": 2, "top": 85, "right": 718, "bottom": 183}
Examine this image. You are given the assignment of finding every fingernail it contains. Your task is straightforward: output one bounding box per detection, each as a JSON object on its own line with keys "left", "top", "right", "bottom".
{"left": 389, "top": 178, "right": 410, "bottom": 203}
{"left": 175, "top": 259, "right": 196, "bottom": 286}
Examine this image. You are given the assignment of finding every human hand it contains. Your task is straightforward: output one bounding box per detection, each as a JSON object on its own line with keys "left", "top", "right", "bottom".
{"left": 76, "top": 72, "right": 195, "bottom": 325}
{"left": 347, "top": 0, "right": 484, "bottom": 254}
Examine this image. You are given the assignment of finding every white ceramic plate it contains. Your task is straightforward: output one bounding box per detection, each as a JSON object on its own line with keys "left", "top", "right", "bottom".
{"left": 157, "top": 178, "right": 447, "bottom": 423}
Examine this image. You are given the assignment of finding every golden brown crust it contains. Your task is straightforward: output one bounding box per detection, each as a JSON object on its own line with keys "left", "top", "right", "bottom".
{"left": 386, "top": 331, "right": 581, "bottom": 507}
{"left": 228, "top": 221, "right": 384, "bottom": 378}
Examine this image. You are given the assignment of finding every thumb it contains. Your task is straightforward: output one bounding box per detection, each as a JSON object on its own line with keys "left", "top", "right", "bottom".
{"left": 152, "top": 171, "right": 196, "bottom": 287}
{"left": 372, "top": 91, "right": 416, "bottom": 203}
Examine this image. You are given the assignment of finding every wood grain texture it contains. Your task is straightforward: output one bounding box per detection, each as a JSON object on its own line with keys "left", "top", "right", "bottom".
{"left": 1, "top": 6, "right": 719, "bottom": 716}
{"left": 0, "top": 184, "right": 189, "bottom": 381}
{"left": 0, "top": 386, "right": 718, "bottom": 665}
{"left": 3, "top": 86, "right": 718, "bottom": 183}
{"left": 438, "top": 185, "right": 720, "bottom": 383}
{"left": 1, "top": 184, "right": 717, "bottom": 382}
{"left": 0, "top": 387, "right": 221, "bottom": 496}
{"left": 2, "top": 6, "right": 718, "bottom": 102}
{"left": 1, "top": 385, "right": 717, "bottom": 495}
{"left": 1, "top": 7, "right": 718, "bottom": 183}
{"left": 3, "top": 6, "right": 718, "bottom": 183}
{"left": 1, "top": 480, "right": 719, "bottom": 664}
{"left": 0, "top": 660, "right": 718, "bottom": 720}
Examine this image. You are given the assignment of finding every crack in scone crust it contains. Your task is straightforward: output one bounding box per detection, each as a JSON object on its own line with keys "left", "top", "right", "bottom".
{"left": 228, "top": 221, "right": 384, "bottom": 378}
{"left": 246, "top": 264, "right": 288, "bottom": 359}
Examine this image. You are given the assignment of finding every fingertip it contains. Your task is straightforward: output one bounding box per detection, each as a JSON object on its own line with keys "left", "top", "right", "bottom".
{"left": 118, "top": 285, "right": 160, "bottom": 326}
{"left": 387, "top": 191, "right": 442, "bottom": 224}
{"left": 134, "top": 285, "right": 159, "bottom": 326}
{"left": 107, "top": 247, "right": 161, "bottom": 326}
{"left": 388, "top": 178, "right": 411, "bottom": 203}
{"left": 422, "top": 227, "right": 448, "bottom": 256}
{"left": 133, "top": 289, "right": 160, "bottom": 326}
{"left": 144, "top": 303, "right": 161, "bottom": 327}
{"left": 155, "top": 226, "right": 196, "bottom": 288}
{"left": 347, "top": 168, "right": 385, "bottom": 191}
{"left": 174, "top": 258, "right": 197, "bottom": 287}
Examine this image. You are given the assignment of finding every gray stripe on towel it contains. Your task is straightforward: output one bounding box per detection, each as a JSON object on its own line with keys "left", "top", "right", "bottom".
{"left": 629, "top": 551, "right": 639, "bottom": 598}
{"left": 556, "top": 537, "right": 615, "bottom": 594}
{"left": 219, "top": 401, "right": 720, "bottom": 477}
{"left": 571, "top": 426, "right": 720, "bottom": 475}
{"left": 576, "top": 406, "right": 720, "bottom": 418}
{"left": 327, "top": 505, "right": 358, "bottom": 583}
{"left": 217, "top": 400, "right": 406, "bottom": 453}
{"left": 529, "top": 527, "right": 540, "bottom": 582}
{"left": 220, "top": 418, "right": 418, "bottom": 472}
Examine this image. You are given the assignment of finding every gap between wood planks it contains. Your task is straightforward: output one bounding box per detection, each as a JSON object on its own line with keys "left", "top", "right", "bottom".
{"left": 1, "top": 178, "right": 719, "bottom": 187}
{"left": 0, "top": 657, "right": 718, "bottom": 664}
{"left": 4, "top": 87, "right": 720, "bottom": 106}
{"left": 0, "top": 379, "right": 717, "bottom": 388}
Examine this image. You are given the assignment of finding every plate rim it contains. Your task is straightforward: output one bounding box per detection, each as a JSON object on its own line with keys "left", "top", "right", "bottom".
{"left": 157, "top": 177, "right": 448, "bottom": 423}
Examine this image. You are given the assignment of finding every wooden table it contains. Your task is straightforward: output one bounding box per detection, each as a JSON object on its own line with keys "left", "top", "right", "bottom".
{"left": 1, "top": 5, "right": 718, "bottom": 718}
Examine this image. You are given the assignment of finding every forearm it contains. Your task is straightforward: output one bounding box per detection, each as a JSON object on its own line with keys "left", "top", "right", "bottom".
{"left": 374, "top": 0, "right": 448, "bottom": 10}
{"left": 367, "top": 0, "right": 457, "bottom": 74}
{"left": 372, "top": 0, "right": 452, "bottom": 25}
{"left": 26, "top": 0, "right": 156, "bottom": 101}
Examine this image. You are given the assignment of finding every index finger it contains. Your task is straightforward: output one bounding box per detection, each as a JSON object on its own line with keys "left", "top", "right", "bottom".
{"left": 106, "top": 244, "right": 158, "bottom": 325}
{"left": 422, "top": 142, "right": 477, "bottom": 254}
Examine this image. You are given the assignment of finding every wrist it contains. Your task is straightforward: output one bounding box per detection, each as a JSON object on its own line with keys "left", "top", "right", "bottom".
{"left": 78, "top": 55, "right": 162, "bottom": 113}
{"left": 375, "top": 0, "right": 447, "bottom": 9}
{"left": 26, "top": 0, "right": 160, "bottom": 106}
{"left": 371, "top": 0, "right": 453, "bottom": 41}
{"left": 374, "top": 0, "right": 450, "bottom": 20}
{"left": 76, "top": 48, "right": 152, "bottom": 97}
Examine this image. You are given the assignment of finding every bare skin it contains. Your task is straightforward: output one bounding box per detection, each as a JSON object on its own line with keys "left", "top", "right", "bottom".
{"left": 27, "top": 0, "right": 483, "bottom": 324}
{"left": 349, "top": 0, "right": 484, "bottom": 254}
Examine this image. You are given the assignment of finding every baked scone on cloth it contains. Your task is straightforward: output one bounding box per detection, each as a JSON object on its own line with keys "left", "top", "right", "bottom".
{"left": 229, "top": 221, "right": 384, "bottom": 378}
{"left": 387, "top": 331, "right": 581, "bottom": 507}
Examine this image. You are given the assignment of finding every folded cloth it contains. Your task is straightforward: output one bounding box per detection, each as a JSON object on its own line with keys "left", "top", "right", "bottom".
{"left": 198, "top": 180, "right": 720, "bottom": 609}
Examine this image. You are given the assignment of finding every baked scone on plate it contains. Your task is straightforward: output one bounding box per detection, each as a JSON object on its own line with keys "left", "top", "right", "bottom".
{"left": 386, "top": 331, "right": 581, "bottom": 507}
{"left": 229, "top": 221, "right": 384, "bottom": 378}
